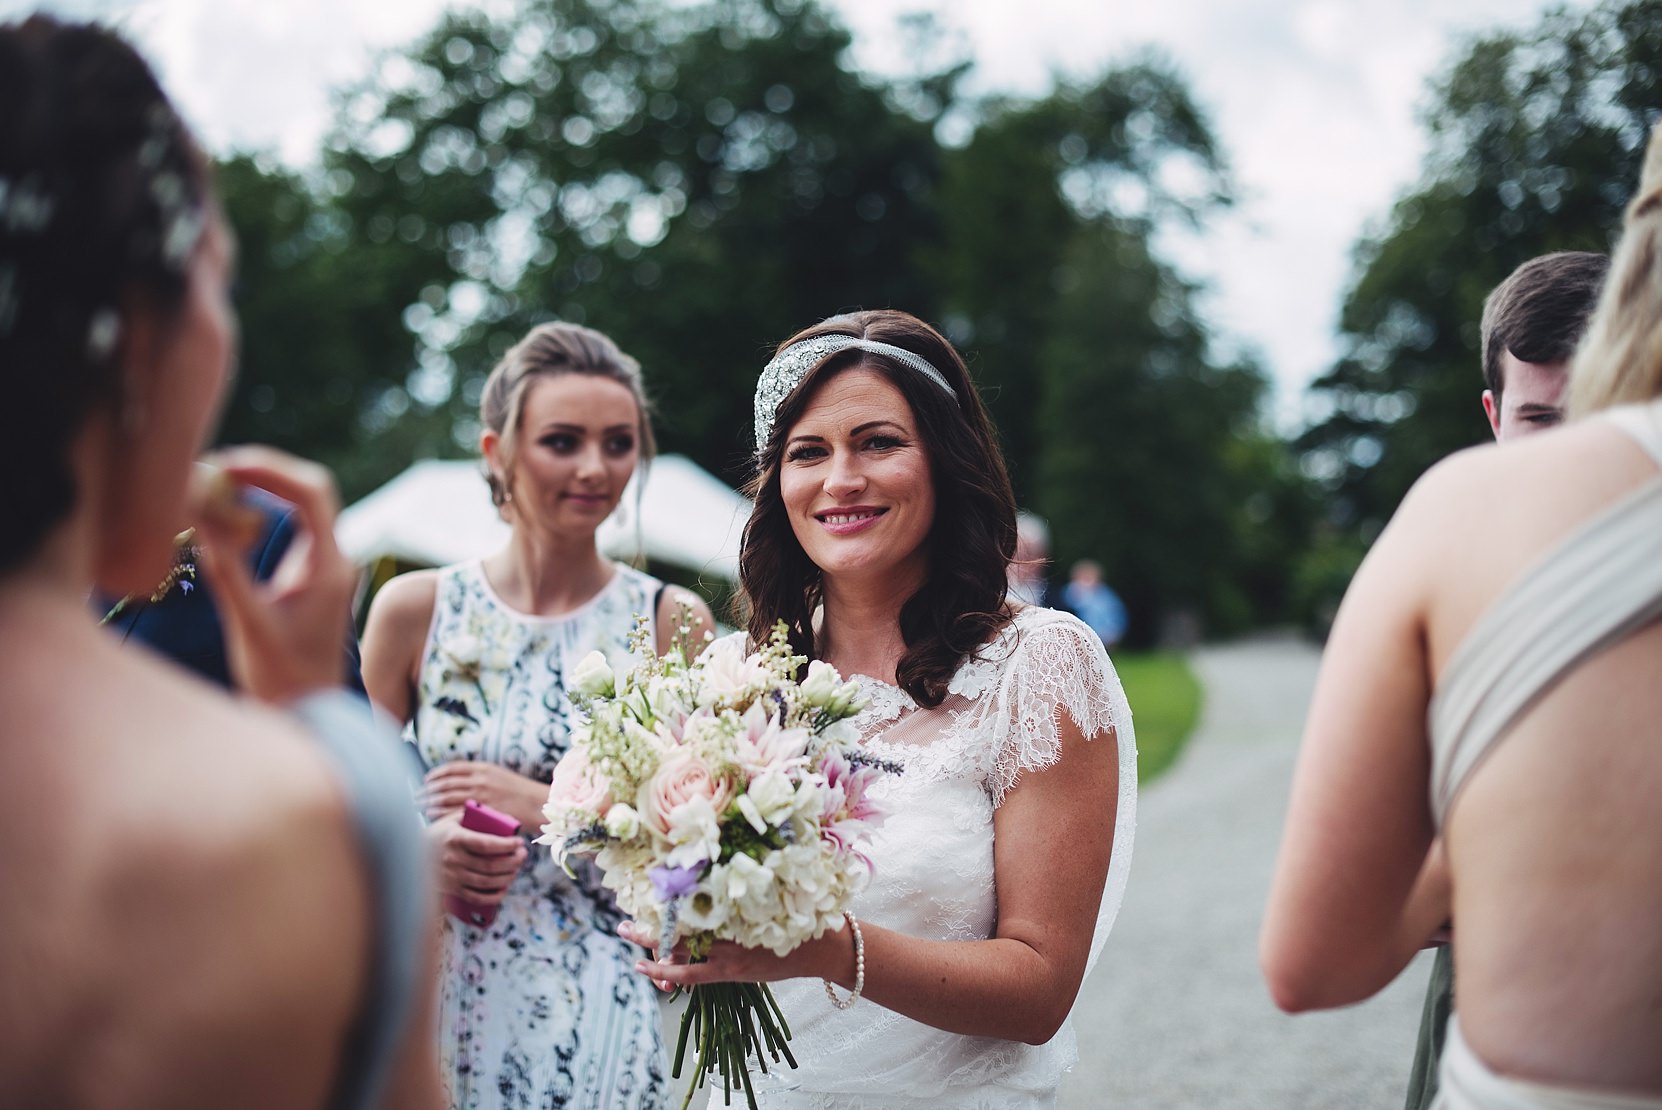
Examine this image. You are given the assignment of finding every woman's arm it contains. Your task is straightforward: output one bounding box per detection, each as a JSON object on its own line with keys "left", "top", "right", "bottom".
{"left": 360, "top": 571, "right": 439, "bottom": 725}
{"left": 655, "top": 584, "right": 716, "bottom": 659}
{"left": 633, "top": 710, "right": 1118, "bottom": 1045}
{"left": 1260, "top": 489, "right": 1451, "bottom": 1012}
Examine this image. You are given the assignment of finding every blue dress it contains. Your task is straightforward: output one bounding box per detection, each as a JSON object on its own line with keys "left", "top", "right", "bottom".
{"left": 412, "top": 562, "right": 669, "bottom": 1109}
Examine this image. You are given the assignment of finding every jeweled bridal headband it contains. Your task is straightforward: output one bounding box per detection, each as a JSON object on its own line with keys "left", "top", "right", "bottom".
{"left": 752, "top": 332, "right": 958, "bottom": 450}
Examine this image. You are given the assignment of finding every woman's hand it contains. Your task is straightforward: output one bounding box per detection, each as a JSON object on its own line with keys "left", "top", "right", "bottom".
{"left": 427, "top": 811, "right": 527, "bottom": 905}
{"left": 616, "top": 920, "right": 852, "bottom": 993}
{"left": 192, "top": 446, "right": 358, "bottom": 704}
{"left": 423, "top": 760, "right": 546, "bottom": 829}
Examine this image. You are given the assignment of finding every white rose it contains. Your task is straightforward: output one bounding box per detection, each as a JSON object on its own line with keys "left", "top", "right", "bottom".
{"left": 604, "top": 803, "right": 642, "bottom": 840}
{"left": 571, "top": 650, "right": 616, "bottom": 699}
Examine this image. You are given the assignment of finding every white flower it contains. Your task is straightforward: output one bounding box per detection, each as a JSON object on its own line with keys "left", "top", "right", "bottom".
{"left": 799, "top": 659, "right": 841, "bottom": 704}
{"left": 572, "top": 650, "right": 616, "bottom": 699}
{"left": 662, "top": 793, "right": 724, "bottom": 869}
{"left": 722, "top": 852, "right": 779, "bottom": 918}
{"left": 735, "top": 794, "right": 768, "bottom": 835}
{"left": 604, "top": 803, "right": 642, "bottom": 840}
{"left": 646, "top": 673, "right": 693, "bottom": 722}
{"left": 697, "top": 636, "right": 768, "bottom": 705}
{"left": 746, "top": 769, "right": 798, "bottom": 825}
{"left": 734, "top": 709, "right": 810, "bottom": 778}
{"left": 679, "top": 879, "right": 733, "bottom": 933}
{"left": 819, "top": 718, "right": 859, "bottom": 746}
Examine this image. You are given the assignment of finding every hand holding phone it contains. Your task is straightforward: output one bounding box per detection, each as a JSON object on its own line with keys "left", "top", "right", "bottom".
{"left": 442, "top": 800, "right": 523, "bottom": 928}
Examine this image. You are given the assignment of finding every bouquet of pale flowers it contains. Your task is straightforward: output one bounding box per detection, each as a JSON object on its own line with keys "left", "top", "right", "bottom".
{"left": 537, "top": 617, "right": 893, "bottom": 1109}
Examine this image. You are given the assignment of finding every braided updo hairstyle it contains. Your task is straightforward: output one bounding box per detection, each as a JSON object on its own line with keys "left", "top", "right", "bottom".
{"left": 0, "top": 16, "right": 209, "bottom": 571}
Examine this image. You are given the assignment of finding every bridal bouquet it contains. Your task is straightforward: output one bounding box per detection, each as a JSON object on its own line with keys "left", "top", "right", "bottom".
{"left": 537, "top": 618, "right": 891, "bottom": 1109}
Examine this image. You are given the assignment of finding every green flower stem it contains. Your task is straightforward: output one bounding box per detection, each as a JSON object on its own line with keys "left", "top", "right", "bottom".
{"left": 674, "top": 982, "right": 794, "bottom": 1110}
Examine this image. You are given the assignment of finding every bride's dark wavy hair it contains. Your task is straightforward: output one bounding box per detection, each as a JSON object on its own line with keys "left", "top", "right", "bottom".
{"left": 740, "top": 310, "right": 1017, "bottom": 708}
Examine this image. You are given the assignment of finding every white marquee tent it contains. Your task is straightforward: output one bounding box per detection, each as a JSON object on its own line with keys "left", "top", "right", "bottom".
{"left": 336, "top": 454, "right": 750, "bottom": 582}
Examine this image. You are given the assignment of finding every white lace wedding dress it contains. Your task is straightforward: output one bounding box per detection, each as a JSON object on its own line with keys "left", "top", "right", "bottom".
{"left": 744, "top": 606, "right": 1138, "bottom": 1109}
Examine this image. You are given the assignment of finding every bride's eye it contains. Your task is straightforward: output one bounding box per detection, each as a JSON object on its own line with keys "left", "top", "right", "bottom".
{"left": 786, "top": 443, "right": 827, "bottom": 462}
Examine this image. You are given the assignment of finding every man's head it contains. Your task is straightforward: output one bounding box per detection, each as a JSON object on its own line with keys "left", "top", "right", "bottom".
{"left": 1479, "top": 251, "right": 1609, "bottom": 440}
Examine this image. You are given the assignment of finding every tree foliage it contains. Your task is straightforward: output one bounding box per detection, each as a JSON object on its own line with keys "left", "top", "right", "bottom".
{"left": 1299, "top": 0, "right": 1658, "bottom": 541}
{"left": 214, "top": 0, "right": 1294, "bottom": 640}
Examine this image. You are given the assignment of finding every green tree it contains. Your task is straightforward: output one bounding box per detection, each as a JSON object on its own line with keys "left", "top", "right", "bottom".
{"left": 939, "top": 62, "right": 1290, "bottom": 642}
{"left": 218, "top": 0, "right": 1310, "bottom": 638}
{"left": 1300, "top": 0, "right": 1657, "bottom": 540}
{"left": 1035, "top": 219, "right": 1298, "bottom": 641}
{"left": 932, "top": 59, "right": 1230, "bottom": 502}
{"left": 319, "top": 0, "right": 955, "bottom": 486}
{"left": 215, "top": 154, "right": 438, "bottom": 497}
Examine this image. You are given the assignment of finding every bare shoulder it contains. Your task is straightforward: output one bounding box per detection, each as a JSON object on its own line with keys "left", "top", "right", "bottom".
{"left": 365, "top": 567, "right": 442, "bottom": 641}
{"left": 2, "top": 644, "right": 369, "bottom": 1104}
{"left": 658, "top": 583, "right": 714, "bottom": 622}
{"left": 1404, "top": 417, "right": 1651, "bottom": 524}
{"left": 1000, "top": 604, "right": 1103, "bottom": 663}
{"left": 113, "top": 675, "right": 368, "bottom": 953}
{"left": 133, "top": 693, "right": 370, "bottom": 1099}
{"left": 655, "top": 582, "right": 716, "bottom": 654}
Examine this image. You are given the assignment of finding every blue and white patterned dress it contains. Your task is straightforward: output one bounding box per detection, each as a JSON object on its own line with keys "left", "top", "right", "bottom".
{"left": 412, "top": 561, "right": 669, "bottom": 1109}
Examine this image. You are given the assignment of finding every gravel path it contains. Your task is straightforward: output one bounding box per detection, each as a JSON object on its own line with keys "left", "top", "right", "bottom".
{"left": 1058, "top": 635, "right": 1434, "bottom": 1109}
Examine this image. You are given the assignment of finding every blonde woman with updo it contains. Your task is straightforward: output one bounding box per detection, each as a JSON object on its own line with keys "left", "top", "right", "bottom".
{"left": 364, "top": 322, "right": 713, "bottom": 1109}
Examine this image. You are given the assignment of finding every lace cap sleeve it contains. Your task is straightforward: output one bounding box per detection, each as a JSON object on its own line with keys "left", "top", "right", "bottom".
{"left": 977, "top": 609, "right": 1136, "bottom": 806}
{"left": 965, "top": 608, "right": 1139, "bottom": 977}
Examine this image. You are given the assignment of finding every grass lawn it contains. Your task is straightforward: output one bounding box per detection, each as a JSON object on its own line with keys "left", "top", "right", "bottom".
{"left": 1112, "top": 651, "right": 1203, "bottom": 784}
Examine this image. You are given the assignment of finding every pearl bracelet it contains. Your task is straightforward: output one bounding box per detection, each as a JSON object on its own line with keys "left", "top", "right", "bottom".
{"left": 823, "top": 910, "right": 865, "bottom": 1010}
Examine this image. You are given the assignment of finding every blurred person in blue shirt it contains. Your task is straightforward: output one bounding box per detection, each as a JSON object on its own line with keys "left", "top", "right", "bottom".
{"left": 1062, "top": 559, "right": 1126, "bottom": 649}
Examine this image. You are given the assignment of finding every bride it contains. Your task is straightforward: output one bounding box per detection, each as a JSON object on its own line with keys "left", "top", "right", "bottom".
{"left": 624, "top": 309, "right": 1137, "bottom": 1108}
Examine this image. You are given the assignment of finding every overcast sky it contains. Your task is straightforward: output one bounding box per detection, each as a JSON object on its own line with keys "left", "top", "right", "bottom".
{"left": 8, "top": 0, "right": 1598, "bottom": 424}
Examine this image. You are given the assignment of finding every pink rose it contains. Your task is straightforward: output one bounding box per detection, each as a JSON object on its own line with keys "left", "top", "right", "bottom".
{"left": 638, "top": 748, "right": 734, "bottom": 840}
{"left": 547, "top": 744, "right": 612, "bottom": 820}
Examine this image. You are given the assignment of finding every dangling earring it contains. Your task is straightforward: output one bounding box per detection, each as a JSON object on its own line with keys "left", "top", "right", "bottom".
{"left": 614, "top": 499, "right": 629, "bottom": 526}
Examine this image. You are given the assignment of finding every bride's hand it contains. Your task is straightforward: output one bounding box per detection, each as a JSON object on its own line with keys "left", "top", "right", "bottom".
{"left": 617, "top": 919, "right": 849, "bottom": 991}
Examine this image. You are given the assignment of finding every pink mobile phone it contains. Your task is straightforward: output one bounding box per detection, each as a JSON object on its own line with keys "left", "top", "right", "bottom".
{"left": 444, "top": 800, "right": 523, "bottom": 928}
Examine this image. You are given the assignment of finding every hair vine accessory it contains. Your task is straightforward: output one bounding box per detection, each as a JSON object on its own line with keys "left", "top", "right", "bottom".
{"left": 823, "top": 909, "right": 865, "bottom": 1010}
{"left": 754, "top": 333, "right": 957, "bottom": 450}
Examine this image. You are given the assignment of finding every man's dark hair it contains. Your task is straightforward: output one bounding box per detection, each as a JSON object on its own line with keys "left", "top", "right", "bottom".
{"left": 1480, "top": 251, "right": 1610, "bottom": 397}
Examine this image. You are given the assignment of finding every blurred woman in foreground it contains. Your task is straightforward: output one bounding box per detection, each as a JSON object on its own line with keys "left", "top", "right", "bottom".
{"left": 1263, "top": 127, "right": 1662, "bottom": 1107}
{"left": 0, "top": 16, "right": 440, "bottom": 1108}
